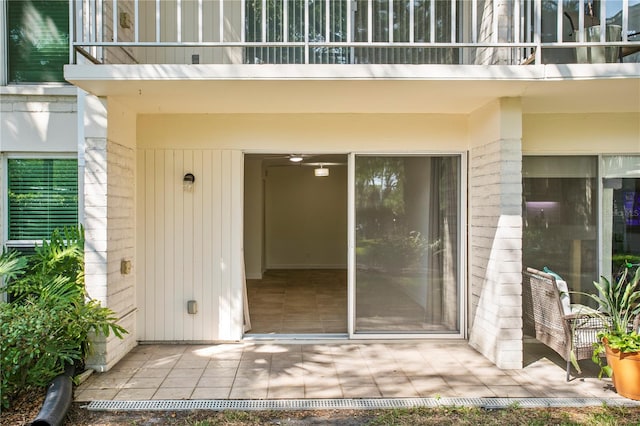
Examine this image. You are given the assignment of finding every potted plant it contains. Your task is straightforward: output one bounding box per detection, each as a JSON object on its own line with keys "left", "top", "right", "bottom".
{"left": 585, "top": 263, "right": 640, "bottom": 400}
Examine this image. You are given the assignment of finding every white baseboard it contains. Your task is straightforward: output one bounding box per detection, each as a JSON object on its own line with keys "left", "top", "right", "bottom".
{"left": 265, "top": 264, "right": 347, "bottom": 270}
{"left": 245, "top": 272, "right": 263, "bottom": 280}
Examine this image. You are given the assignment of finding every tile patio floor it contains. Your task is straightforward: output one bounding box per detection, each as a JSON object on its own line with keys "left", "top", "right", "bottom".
{"left": 74, "top": 340, "right": 627, "bottom": 402}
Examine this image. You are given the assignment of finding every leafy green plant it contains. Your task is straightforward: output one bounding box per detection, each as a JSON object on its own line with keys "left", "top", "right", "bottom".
{"left": 0, "top": 226, "right": 127, "bottom": 409}
{"left": 359, "top": 231, "right": 438, "bottom": 273}
{"left": 581, "top": 264, "right": 640, "bottom": 378}
{"left": 0, "top": 249, "right": 26, "bottom": 282}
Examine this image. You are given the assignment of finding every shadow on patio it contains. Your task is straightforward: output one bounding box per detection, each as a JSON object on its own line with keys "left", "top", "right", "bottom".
{"left": 74, "top": 339, "right": 623, "bottom": 403}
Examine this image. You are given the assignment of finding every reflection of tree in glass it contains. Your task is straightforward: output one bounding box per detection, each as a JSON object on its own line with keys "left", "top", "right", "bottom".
{"left": 355, "top": 157, "right": 405, "bottom": 241}
{"left": 8, "top": 0, "right": 68, "bottom": 83}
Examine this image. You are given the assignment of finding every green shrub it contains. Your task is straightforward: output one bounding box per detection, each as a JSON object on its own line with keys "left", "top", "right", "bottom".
{"left": 0, "top": 226, "right": 127, "bottom": 409}
{"left": 359, "top": 231, "right": 436, "bottom": 273}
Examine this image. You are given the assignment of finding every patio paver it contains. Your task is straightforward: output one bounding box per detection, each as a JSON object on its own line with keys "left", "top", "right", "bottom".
{"left": 74, "top": 340, "right": 625, "bottom": 403}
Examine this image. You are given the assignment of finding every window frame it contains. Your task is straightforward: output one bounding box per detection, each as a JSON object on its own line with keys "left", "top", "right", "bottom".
{"left": 3, "top": 153, "right": 81, "bottom": 249}
{"left": 5, "top": 0, "right": 70, "bottom": 84}
{"left": 599, "top": 154, "right": 640, "bottom": 283}
{"left": 347, "top": 151, "right": 467, "bottom": 340}
{"left": 522, "top": 154, "right": 600, "bottom": 303}
{"left": 1, "top": 0, "right": 7, "bottom": 85}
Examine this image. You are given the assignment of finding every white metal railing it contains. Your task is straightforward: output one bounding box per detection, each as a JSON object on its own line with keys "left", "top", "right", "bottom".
{"left": 70, "top": 0, "right": 640, "bottom": 66}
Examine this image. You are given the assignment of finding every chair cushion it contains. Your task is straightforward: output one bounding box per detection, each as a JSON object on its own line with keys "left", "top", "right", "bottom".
{"left": 544, "top": 267, "right": 572, "bottom": 316}
{"left": 570, "top": 303, "right": 599, "bottom": 315}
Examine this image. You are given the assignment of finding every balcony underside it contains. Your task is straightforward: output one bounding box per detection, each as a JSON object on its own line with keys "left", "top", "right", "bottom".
{"left": 64, "top": 63, "right": 640, "bottom": 114}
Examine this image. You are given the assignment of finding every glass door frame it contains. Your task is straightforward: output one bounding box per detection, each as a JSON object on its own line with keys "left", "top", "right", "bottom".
{"left": 599, "top": 155, "right": 640, "bottom": 282}
{"left": 347, "top": 152, "right": 467, "bottom": 340}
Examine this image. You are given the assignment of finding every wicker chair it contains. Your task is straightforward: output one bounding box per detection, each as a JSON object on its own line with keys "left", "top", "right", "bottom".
{"left": 522, "top": 267, "right": 605, "bottom": 381}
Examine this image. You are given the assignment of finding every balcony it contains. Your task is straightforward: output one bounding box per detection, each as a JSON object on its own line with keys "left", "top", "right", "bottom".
{"left": 72, "top": 0, "right": 640, "bottom": 66}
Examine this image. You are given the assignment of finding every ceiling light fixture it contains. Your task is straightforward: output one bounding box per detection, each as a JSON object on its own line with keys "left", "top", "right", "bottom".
{"left": 289, "top": 155, "right": 303, "bottom": 163}
{"left": 314, "top": 165, "right": 329, "bottom": 177}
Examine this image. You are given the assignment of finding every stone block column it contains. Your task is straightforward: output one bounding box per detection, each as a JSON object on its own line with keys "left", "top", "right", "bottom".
{"left": 81, "top": 91, "right": 137, "bottom": 371}
{"left": 468, "top": 97, "right": 523, "bottom": 369}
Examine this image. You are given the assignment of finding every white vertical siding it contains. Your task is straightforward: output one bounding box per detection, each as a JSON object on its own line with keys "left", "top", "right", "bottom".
{"left": 170, "top": 150, "right": 182, "bottom": 338}
{"left": 199, "top": 151, "right": 220, "bottom": 340}
{"left": 219, "top": 150, "right": 233, "bottom": 337}
{"left": 137, "top": 148, "right": 240, "bottom": 341}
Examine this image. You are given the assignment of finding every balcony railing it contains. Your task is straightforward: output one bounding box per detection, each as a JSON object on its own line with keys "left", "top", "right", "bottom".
{"left": 71, "top": 0, "right": 640, "bottom": 66}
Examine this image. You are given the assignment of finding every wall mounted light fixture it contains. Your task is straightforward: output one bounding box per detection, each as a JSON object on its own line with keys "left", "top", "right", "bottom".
{"left": 119, "top": 12, "right": 132, "bottom": 28}
{"left": 183, "top": 173, "right": 195, "bottom": 191}
{"left": 289, "top": 155, "right": 303, "bottom": 163}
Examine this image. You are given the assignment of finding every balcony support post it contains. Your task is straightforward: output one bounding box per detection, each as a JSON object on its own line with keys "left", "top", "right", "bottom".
{"left": 134, "top": 0, "right": 139, "bottom": 42}
{"left": 534, "top": 0, "right": 542, "bottom": 64}
{"left": 112, "top": 0, "right": 117, "bottom": 43}
{"left": 304, "top": 0, "right": 309, "bottom": 63}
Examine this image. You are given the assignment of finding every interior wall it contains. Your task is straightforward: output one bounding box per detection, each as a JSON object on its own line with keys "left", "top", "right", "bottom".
{"left": 265, "top": 164, "right": 347, "bottom": 269}
{"left": 243, "top": 157, "right": 264, "bottom": 279}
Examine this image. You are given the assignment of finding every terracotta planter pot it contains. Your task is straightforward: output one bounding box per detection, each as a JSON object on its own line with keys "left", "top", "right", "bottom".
{"left": 605, "top": 344, "right": 640, "bottom": 400}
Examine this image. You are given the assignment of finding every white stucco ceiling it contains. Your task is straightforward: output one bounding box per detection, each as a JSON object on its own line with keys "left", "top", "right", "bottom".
{"left": 64, "top": 63, "right": 640, "bottom": 115}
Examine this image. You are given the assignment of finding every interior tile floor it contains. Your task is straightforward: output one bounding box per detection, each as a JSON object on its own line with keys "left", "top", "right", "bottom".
{"left": 246, "top": 268, "right": 456, "bottom": 334}
{"left": 75, "top": 340, "right": 624, "bottom": 402}
{"left": 246, "top": 269, "right": 347, "bottom": 334}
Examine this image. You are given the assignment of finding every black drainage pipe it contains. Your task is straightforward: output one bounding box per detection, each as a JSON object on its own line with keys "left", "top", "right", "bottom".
{"left": 31, "top": 367, "right": 74, "bottom": 426}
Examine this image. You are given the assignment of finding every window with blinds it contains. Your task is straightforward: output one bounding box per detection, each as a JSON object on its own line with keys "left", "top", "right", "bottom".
{"left": 7, "top": 0, "right": 69, "bottom": 83}
{"left": 7, "top": 159, "right": 78, "bottom": 241}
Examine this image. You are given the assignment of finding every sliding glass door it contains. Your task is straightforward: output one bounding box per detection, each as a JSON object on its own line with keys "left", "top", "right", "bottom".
{"left": 602, "top": 156, "right": 640, "bottom": 281}
{"left": 522, "top": 156, "right": 598, "bottom": 305}
{"left": 351, "top": 155, "right": 461, "bottom": 335}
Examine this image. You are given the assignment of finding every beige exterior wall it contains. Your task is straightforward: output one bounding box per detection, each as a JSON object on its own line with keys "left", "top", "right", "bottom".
{"left": 0, "top": 89, "right": 78, "bottom": 152}
{"left": 83, "top": 93, "right": 138, "bottom": 371}
{"left": 523, "top": 113, "right": 640, "bottom": 154}
{"left": 137, "top": 114, "right": 469, "bottom": 151}
{"left": 468, "top": 98, "right": 523, "bottom": 369}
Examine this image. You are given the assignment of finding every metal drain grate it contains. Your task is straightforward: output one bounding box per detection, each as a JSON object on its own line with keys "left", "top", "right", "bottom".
{"left": 86, "top": 397, "right": 640, "bottom": 412}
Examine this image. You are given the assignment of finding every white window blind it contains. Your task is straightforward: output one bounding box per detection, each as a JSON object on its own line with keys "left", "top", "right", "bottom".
{"left": 7, "top": 159, "right": 78, "bottom": 241}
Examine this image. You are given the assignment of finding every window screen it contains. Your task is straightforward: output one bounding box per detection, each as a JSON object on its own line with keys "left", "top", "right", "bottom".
{"left": 7, "top": 159, "right": 78, "bottom": 241}
{"left": 7, "top": 0, "right": 69, "bottom": 83}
